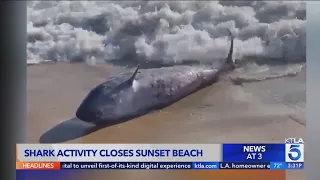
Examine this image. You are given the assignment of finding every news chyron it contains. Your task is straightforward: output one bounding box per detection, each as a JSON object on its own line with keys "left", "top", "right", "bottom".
{"left": 285, "top": 138, "right": 304, "bottom": 170}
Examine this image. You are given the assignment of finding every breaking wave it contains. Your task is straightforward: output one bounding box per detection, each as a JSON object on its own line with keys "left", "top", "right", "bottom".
{"left": 27, "top": 1, "right": 306, "bottom": 67}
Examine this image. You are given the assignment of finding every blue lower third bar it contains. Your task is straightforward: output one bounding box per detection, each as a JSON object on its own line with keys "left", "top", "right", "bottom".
{"left": 286, "top": 162, "right": 304, "bottom": 170}
{"left": 60, "top": 162, "right": 274, "bottom": 170}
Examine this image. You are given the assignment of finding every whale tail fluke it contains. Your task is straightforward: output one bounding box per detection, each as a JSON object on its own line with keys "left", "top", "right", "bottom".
{"left": 226, "top": 29, "right": 234, "bottom": 66}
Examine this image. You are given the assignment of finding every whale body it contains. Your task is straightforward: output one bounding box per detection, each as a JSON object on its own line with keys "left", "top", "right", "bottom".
{"left": 76, "top": 30, "right": 235, "bottom": 124}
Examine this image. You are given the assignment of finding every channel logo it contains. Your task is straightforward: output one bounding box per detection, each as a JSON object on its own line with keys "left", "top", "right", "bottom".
{"left": 285, "top": 144, "right": 304, "bottom": 162}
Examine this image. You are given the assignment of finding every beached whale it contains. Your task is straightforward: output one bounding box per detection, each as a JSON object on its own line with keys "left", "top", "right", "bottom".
{"left": 76, "top": 30, "right": 235, "bottom": 124}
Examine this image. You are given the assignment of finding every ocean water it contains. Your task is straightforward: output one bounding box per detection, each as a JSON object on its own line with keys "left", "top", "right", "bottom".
{"left": 27, "top": 1, "right": 305, "bottom": 64}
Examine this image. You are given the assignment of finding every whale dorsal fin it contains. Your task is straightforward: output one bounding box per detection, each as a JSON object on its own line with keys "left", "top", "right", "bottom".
{"left": 226, "top": 29, "right": 234, "bottom": 65}
{"left": 128, "top": 64, "right": 140, "bottom": 84}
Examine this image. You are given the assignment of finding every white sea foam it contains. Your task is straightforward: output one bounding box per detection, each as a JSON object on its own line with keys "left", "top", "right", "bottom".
{"left": 27, "top": 1, "right": 306, "bottom": 65}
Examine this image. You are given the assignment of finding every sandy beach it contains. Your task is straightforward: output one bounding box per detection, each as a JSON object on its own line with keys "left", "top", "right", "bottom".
{"left": 27, "top": 62, "right": 305, "bottom": 180}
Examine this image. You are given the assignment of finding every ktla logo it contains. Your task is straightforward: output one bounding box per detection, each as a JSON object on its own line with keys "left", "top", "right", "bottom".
{"left": 285, "top": 144, "right": 304, "bottom": 162}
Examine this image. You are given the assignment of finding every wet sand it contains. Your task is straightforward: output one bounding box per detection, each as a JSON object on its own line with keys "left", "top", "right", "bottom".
{"left": 27, "top": 62, "right": 306, "bottom": 180}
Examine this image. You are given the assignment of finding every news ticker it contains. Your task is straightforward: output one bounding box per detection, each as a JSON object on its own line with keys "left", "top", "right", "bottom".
{"left": 16, "top": 162, "right": 304, "bottom": 170}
